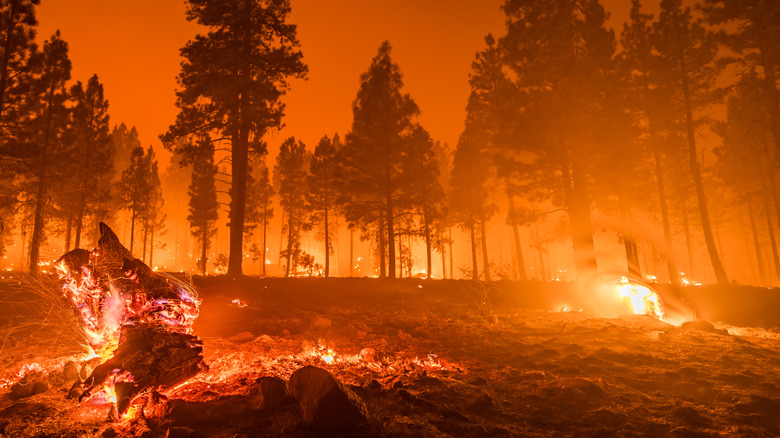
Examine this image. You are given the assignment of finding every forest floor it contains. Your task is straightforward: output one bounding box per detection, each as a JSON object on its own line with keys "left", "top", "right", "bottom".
{"left": 1, "top": 275, "right": 780, "bottom": 437}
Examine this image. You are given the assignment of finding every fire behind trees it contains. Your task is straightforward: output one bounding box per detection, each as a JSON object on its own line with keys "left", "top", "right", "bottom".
{"left": 1, "top": 0, "right": 780, "bottom": 285}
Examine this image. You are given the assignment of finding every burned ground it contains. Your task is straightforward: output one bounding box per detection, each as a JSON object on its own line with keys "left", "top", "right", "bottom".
{"left": 1, "top": 276, "right": 779, "bottom": 437}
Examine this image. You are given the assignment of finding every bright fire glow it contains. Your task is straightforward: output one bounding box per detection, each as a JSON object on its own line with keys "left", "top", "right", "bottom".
{"left": 617, "top": 277, "right": 664, "bottom": 319}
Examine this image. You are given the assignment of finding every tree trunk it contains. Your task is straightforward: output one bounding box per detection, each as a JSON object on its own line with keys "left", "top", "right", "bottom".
{"left": 285, "top": 194, "right": 294, "bottom": 277}
{"left": 142, "top": 219, "right": 148, "bottom": 262}
{"left": 261, "top": 200, "right": 267, "bottom": 277}
{"left": 149, "top": 220, "right": 155, "bottom": 266}
{"left": 680, "top": 51, "right": 728, "bottom": 284}
{"left": 324, "top": 206, "right": 330, "bottom": 278}
{"left": 748, "top": 202, "right": 766, "bottom": 285}
{"left": 507, "top": 193, "right": 527, "bottom": 281}
{"left": 480, "top": 219, "right": 491, "bottom": 281}
{"left": 386, "top": 195, "right": 396, "bottom": 280}
{"left": 201, "top": 219, "right": 208, "bottom": 275}
{"left": 448, "top": 227, "right": 454, "bottom": 279}
{"left": 130, "top": 209, "right": 136, "bottom": 254}
{"left": 469, "top": 221, "right": 478, "bottom": 280}
{"left": 424, "top": 209, "right": 432, "bottom": 280}
{"left": 277, "top": 209, "right": 285, "bottom": 275}
{"left": 378, "top": 217, "right": 386, "bottom": 278}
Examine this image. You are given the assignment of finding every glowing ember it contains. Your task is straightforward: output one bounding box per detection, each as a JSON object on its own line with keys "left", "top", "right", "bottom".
{"left": 617, "top": 277, "right": 664, "bottom": 319}
{"left": 231, "top": 298, "right": 248, "bottom": 308}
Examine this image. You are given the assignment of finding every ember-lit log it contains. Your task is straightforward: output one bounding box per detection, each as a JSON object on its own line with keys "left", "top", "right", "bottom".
{"left": 55, "top": 222, "right": 207, "bottom": 420}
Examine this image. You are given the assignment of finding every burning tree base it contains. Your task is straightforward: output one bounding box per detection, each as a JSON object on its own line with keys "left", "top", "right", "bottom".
{"left": 54, "top": 223, "right": 207, "bottom": 420}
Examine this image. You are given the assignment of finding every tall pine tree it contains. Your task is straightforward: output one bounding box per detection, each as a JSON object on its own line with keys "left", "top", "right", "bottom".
{"left": 162, "top": 0, "right": 306, "bottom": 277}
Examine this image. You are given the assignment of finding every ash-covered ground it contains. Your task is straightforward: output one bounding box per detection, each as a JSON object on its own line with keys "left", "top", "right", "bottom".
{"left": 1, "top": 276, "right": 779, "bottom": 437}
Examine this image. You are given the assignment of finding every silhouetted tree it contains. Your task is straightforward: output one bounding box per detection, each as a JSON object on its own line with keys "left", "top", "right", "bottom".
{"left": 275, "top": 137, "right": 308, "bottom": 277}
{"left": 337, "top": 41, "right": 421, "bottom": 279}
{"left": 0, "top": 0, "right": 38, "bottom": 147}
{"left": 450, "top": 134, "right": 494, "bottom": 280}
{"left": 620, "top": 0, "right": 681, "bottom": 284}
{"left": 162, "top": 0, "right": 306, "bottom": 277}
{"left": 715, "top": 70, "right": 779, "bottom": 282}
{"left": 500, "top": 0, "right": 615, "bottom": 286}
{"left": 188, "top": 137, "right": 219, "bottom": 275}
{"left": 119, "top": 145, "right": 157, "bottom": 254}
{"left": 404, "top": 127, "right": 443, "bottom": 280}
{"left": 68, "top": 74, "right": 112, "bottom": 248}
{"left": 654, "top": 0, "right": 728, "bottom": 284}
{"left": 246, "top": 157, "right": 273, "bottom": 276}
{"left": 24, "top": 31, "right": 71, "bottom": 274}
{"left": 306, "top": 134, "right": 339, "bottom": 277}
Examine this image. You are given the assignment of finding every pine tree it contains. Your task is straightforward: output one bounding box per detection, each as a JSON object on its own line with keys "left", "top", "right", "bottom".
{"left": 24, "top": 31, "right": 72, "bottom": 274}
{"left": 337, "top": 41, "right": 422, "bottom": 279}
{"left": 654, "top": 0, "right": 728, "bottom": 284}
{"left": 306, "top": 134, "right": 339, "bottom": 277}
{"left": 69, "top": 74, "right": 112, "bottom": 248}
{"left": 162, "top": 0, "right": 306, "bottom": 277}
{"left": 450, "top": 133, "right": 494, "bottom": 280}
{"left": 500, "top": 0, "right": 615, "bottom": 286}
{"left": 246, "top": 157, "right": 273, "bottom": 276}
{"left": 275, "top": 136, "right": 308, "bottom": 277}
{"left": 0, "top": 0, "right": 39, "bottom": 143}
{"left": 188, "top": 137, "right": 219, "bottom": 275}
{"left": 620, "top": 0, "right": 681, "bottom": 284}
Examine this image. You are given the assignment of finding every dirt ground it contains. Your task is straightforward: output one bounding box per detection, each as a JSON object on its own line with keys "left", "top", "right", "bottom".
{"left": 1, "top": 276, "right": 779, "bottom": 437}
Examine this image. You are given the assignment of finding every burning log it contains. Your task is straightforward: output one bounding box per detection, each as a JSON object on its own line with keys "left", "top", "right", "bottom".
{"left": 54, "top": 222, "right": 207, "bottom": 421}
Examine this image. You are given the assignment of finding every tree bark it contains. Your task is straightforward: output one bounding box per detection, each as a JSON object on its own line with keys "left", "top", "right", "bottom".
{"left": 424, "top": 208, "right": 432, "bottom": 279}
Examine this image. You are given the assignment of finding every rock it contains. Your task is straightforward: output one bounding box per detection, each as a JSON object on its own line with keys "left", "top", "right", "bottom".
{"left": 681, "top": 320, "right": 728, "bottom": 335}
{"left": 101, "top": 427, "right": 119, "bottom": 438}
{"left": 287, "top": 365, "right": 368, "bottom": 432}
{"left": 227, "top": 332, "right": 254, "bottom": 343}
{"left": 250, "top": 376, "right": 293, "bottom": 408}
{"left": 9, "top": 372, "right": 49, "bottom": 400}
{"left": 63, "top": 360, "right": 79, "bottom": 381}
{"left": 310, "top": 315, "right": 332, "bottom": 329}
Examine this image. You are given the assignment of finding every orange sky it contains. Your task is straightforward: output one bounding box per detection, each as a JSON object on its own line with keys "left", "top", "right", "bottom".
{"left": 37, "top": 0, "right": 633, "bottom": 168}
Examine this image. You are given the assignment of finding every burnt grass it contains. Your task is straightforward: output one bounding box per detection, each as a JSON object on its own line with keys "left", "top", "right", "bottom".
{"left": 1, "top": 276, "right": 780, "bottom": 437}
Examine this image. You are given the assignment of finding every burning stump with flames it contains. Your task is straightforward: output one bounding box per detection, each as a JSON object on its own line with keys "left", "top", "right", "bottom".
{"left": 54, "top": 223, "right": 208, "bottom": 421}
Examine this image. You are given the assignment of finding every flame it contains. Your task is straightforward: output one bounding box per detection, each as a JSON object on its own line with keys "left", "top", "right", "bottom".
{"left": 617, "top": 277, "right": 664, "bottom": 319}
